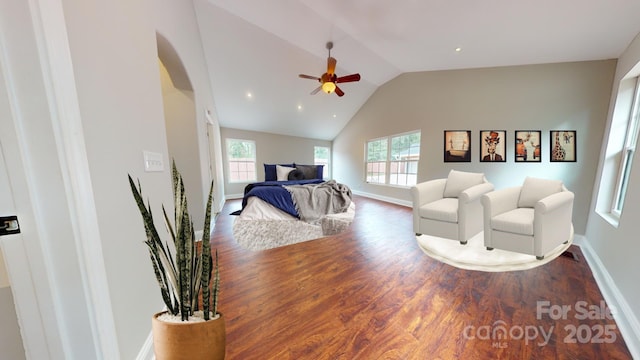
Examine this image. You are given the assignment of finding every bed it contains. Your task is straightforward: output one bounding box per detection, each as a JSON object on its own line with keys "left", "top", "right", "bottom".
{"left": 232, "top": 164, "right": 355, "bottom": 250}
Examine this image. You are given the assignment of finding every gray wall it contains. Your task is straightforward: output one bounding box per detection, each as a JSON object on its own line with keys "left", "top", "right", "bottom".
{"left": 220, "top": 128, "right": 331, "bottom": 196}
{"left": 1, "top": 0, "right": 223, "bottom": 358}
{"left": 333, "top": 60, "right": 617, "bottom": 235}
{"left": 586, "top": 32, "right": 640, "bottom": 355}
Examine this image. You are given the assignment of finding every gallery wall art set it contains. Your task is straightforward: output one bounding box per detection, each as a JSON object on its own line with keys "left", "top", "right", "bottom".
{"left": 443, "top": 130, "right": 576, "bottom": 163}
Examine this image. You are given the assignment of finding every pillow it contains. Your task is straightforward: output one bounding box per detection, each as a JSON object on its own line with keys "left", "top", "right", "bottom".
{"left": 276, "top": 165, "right": 295, "bottom": 181}
{"left": 443, "top": 170, "right": 485, "bottom": 198}
{"left": 287, "top": 169, "right": 305, "bottom": 180}
{"left": 264, "top": 163, "right": 294, "bottom": 181}
{"left": 517, "top": 177, "right": 563, "bottom": 208}
{"left": 295, "top": 164, "right": 320, "bottom": 180}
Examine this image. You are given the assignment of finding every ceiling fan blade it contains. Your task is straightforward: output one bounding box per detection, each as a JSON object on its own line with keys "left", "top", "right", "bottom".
{"left": 335, "top": 86, "right": 344, "bottom": 97}
{"left": 299, "top": 74, "right": 321, "bottom": 81}
{"left": 327, "top": 57, "right": 337, "bottom": 75}
{"left": 310, "top": 86, "right": 322, "bottom": 95}
{"left": 336, "top": 73, "right": 361, "bottom": 83}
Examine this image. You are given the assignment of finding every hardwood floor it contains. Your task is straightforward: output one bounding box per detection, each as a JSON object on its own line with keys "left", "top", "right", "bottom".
{"left": 212, "top": 195, "right": 632, "bottom": 359}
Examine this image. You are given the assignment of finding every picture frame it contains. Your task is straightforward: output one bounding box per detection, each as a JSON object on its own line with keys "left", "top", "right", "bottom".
{"left": 514, "top": 130, "right": 541, "bottom": 162}
{"left": 444, "top": 130, "right": 471, "bottom": 162}
{"left": 550, "top": 130, "right": 576, "bottom": 162}
{"left": 479, "top": 130, "right": 507, "bottom": 162}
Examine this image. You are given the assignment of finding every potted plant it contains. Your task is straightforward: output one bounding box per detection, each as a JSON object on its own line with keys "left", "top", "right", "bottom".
{"left": 129, "top": 162, "right": 224, "bottom": 360}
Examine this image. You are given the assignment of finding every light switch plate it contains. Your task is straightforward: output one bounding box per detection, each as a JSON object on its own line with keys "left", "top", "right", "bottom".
{"left": 143, "top": 151, "right": 164, "bottom": 172}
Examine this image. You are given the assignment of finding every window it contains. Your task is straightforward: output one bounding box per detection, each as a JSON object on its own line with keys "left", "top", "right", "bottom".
{"left": 226, "top": 138, "right": 256, "bottom": 183}
{"left": 390, "top": 132, "right": 421, "bottom": 186}
{"left": 314, "top": 146, "right": 330, "bottom": 179}
{"left": 366, "top": 131, "right": 421, "bottom": 186}
{"left": 612, "top": 77, "right": 640, "bottom": 217}
{"left": 366, "top": 138, "right": 387, "bottom": 184}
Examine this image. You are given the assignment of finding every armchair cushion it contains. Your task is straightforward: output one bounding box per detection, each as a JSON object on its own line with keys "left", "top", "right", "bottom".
{"left": 443, "top": 170, "right": 485, "bottom": 198}
{"left": 420, "top": 198, "right": 459, "bottom": 223}
{"left": 491, "top": 208, "right": 535, "bottom": 235}
{"left": 517, "top": 177, "right": 563, "bottom": 208}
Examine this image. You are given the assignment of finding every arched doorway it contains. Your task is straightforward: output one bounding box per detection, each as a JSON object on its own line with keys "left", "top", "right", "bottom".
{"left": 156, "top": 33, "right": 206, "bottom": 229}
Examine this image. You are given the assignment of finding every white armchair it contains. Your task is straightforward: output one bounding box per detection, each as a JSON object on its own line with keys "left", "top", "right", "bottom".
{"left": 481, "top": 177, "right": 574, "bottom": 260}
{"left": 411, "top": 170, "right": 494, "bottom": 244}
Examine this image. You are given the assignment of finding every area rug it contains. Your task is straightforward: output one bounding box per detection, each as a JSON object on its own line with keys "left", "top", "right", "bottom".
{"left": 416, "top": 228, "right": 573, "bottom": 272}
{"left": 232, "top": 205, "right": 355, "bottom": 251}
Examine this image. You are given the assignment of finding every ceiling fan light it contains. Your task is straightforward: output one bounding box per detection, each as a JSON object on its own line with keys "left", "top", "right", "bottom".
{"left": 322, "top": 81, "right": 336, "bottom": 94}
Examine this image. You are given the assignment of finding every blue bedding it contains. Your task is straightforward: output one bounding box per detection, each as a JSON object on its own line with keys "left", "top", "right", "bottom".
{"left": 234, "top": 179, "right": 324, "bottom": 217}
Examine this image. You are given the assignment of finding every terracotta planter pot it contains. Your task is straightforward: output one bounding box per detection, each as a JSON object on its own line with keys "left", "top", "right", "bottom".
{"left": 152, "top": 311, "right": 226, "bottom": 360}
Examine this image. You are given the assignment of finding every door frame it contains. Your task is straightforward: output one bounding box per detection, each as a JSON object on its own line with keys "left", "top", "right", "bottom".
{"left": 0, "top": 0, "right": 119, "bottom": 358}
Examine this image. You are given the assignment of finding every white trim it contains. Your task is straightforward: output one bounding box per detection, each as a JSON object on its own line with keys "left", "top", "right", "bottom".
{"left": 351, "top": 190, "right": 412, "bottom": 207}
{"left": 226, "top": 193, "right": 244, "bottom": 200}
{"left": 0, "top": 5, "right": 65, "bottom": 357}
{"left": 28, "top": 0, "right": 119, "bottom": 357}
{"left": 579, "top": 239, "right": 640, "bottom": 359}
{"left": 136, "top": 331, "right": 155, "bottom": 360}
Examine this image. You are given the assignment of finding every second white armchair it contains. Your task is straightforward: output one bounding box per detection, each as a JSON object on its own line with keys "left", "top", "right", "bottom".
{"left": 481, "top": 177, "right": 574, "bottom": 260}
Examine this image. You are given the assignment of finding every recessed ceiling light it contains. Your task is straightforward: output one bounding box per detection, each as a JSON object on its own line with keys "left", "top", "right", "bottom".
{"left": 297, "top": 105, "right": 303, "bottom": 110}
{"left": 333, "top": 114, "right": 337, "bottom": 118}
{"left": 455, "top": 47, "right": 462, "bottom": 52}
{"left": 246, "top": 92, "right": 253, "bottom": 98}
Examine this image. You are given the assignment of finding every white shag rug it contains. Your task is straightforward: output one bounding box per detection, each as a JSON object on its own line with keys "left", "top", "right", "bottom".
{"left": 416, "top": 229, "right": 573, "bottom": 272}
{"left": 232, "top": 205, "right": 355, "bottom": 251}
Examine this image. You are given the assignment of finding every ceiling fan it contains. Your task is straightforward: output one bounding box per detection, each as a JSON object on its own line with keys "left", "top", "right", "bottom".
{"left": 299, "top": 42, "right": 361, "bottom": 97}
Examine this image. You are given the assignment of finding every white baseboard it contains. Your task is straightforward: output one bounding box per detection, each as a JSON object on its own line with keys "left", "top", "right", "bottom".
{"left": 136, "top": 331, "right": 154, "bottom": 360}
{"left": 578, "top": 238, "right": 640, "bottom": 360}
{"left": 226, "top": 193, "right": 244, "bottom": 200}
{"left": 351, "top": 190, "right": 412, "bottom": 207}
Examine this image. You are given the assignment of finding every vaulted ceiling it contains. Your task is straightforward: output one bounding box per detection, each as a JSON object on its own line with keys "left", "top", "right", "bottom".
{"left": 194, "top": 0, "right": 640, "bottom": 140}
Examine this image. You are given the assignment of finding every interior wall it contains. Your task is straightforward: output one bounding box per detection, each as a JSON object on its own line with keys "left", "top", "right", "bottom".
{"left": 333, "top": 60, "right": 616, "bottom": 235}
{"left": 60, "top": 0, "right": 171, "bottom": 357}
{"left": 1, "top": 0, "right": 100, "bottom": 357}
{"left": 55, "top": 0, "right": 222, "bottom": 357}
{"left": 220, "top": 127, "right": 331, "bottom": 196}
{"left": 154, "top": 1, "right": 225, "bottom": 219}
{"left": 159, "top": 58, "right": 205, "bottom": 229}
{"left": 586, "top": 32, "right": 640, "bottom": 354}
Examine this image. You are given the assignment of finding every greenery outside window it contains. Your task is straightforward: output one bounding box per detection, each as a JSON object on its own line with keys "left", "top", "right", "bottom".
{"left": 226, "top": 138, "right": 256, "bottom": 183}
{"left": 314, "top": 146, "right": 330, "bottom": 179}
{"left": 366, "top": 138, "right": 387, "bottom": 184}
{"left": 366, "top": 131, "right": 421, "bottom": 186}
{"left": 390, "top": 132, "right": 421, "bottom": 186}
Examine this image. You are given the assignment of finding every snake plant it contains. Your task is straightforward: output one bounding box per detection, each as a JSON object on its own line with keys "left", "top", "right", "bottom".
{"left": 129, "top": 161, "right": 219, "bottom": 321}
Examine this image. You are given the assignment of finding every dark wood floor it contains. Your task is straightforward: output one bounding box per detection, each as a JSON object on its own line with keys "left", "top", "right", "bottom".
{"left": 212, "top": 195, "right": 632, "bottom": 360}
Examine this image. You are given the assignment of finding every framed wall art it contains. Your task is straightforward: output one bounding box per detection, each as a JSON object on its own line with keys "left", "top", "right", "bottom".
{"left": 550, "top": 130, "right": 576, "bottom": 162}
{"left": 479, "top": 130, "right": 506, "bottom": 162}
{"left": 514, "top": 130, "right": 541, "bottom": 162}
{"left": 444, "top": 130, "right": 471, "bottom": 162}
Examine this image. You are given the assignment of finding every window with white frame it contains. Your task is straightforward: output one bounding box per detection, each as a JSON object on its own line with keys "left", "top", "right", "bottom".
{"left": 314, "top": 146, "right": 330, "bottom": 179}
{"left": 366, "top": 131, "right": 421, "bottom": 186}
{"left": 612, "top": 77, "right": 640, "bottom": 217}
{"left": 366, "top": 138, "right": 387, "bottom": 184}
{"left": 226, "top": 138, "right": 256, "bottom": 183}
{"left": 390, "top": 132, "right": 421, "bottom": 186}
